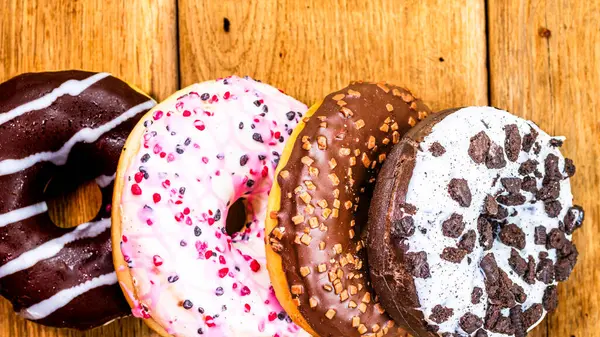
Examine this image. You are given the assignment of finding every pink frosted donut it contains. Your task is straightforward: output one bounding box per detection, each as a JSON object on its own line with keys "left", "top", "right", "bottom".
{"left": 112, "top": 76, "right": 309, "bottom": 336}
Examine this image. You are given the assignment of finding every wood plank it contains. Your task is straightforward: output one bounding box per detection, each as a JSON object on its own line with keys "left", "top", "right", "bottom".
{"left": 488, "top": 1, "right": 600, "bottom": 336}
{"left": 0, "top": 0, "right": 177, "bottom": 336}
{"left": 178, "top": 0, "right": 488, "bottom": 110}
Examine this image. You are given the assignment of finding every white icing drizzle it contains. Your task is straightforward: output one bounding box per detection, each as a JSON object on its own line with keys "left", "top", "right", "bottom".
{"left": 0, "top": 218, "right": 111, "bottom": 278}
{"left": 0, "top": 202, "right": 48, "bottom": 228}
{"left": 95, "top": 173, "right": 116, "bottom": 188}
{"left": 405, "top": 107, "right": 574, "bottom": 336}
{"left": 20, "top": 272, "right": 118, "bottom": 320}
{"left": 0, "top": 73, "right": 111, "bottom": 126}
{"left": 0, "top": 99, "right": 156, "bottom": 176}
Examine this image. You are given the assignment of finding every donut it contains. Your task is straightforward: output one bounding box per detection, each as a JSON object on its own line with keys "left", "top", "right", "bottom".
{"left": 367, "top": 107, "right": 584, "bottom": 337}
{"left": 112, "top": 76, "right": 310, "bottom": 336}
{"left": 265, "top": 82, "right": 432, "bottom": 337}
{"left": 0, "top": 71, "right": 155, "bottom": 329}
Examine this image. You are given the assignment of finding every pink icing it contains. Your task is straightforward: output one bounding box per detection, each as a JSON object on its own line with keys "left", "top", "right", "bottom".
{"left": 119, "top": 76, "right": 309, "bottom": 337}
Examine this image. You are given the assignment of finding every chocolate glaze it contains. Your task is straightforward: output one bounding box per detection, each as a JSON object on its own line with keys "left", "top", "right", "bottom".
{"left": 0, "top": 71, "right": 152, "bottom": 329}
{"left": 273, "top": 82, "right": 431, "bottom": 337}
{"left": 366, "top": 109, "right": 458, "bottom": 337}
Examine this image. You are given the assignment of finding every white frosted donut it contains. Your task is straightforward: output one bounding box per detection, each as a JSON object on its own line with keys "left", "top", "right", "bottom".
{"left": 112, "top": 76, "right": 309, "bottom": 336}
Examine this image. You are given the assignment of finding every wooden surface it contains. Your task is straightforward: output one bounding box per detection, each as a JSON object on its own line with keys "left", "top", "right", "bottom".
{"left": 0, "top": 0, "right": 596, "bottom": 336}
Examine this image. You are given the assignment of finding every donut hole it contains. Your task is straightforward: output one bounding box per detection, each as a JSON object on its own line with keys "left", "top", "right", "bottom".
{"left": 45, "top": 177, "right": 102, "bottom": 229}
{"left": 226, "top": 198, "right": 248, "bottom": 236}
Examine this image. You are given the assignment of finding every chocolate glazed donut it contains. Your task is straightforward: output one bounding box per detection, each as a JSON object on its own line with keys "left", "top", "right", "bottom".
{"left": 266, "top": 82, "right": 431, "bottom": 337}
{"left": 368, "top": 107, "right": 584, "bottom": 337}
{"left": 0, "top": 71, "right": 155, "bottom": 329}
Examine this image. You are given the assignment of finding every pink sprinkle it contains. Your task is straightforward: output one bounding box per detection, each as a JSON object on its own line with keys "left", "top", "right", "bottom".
{"left": 244, "top": 304, "right": 251, "bottom": 312}
{"left": 175, "top": 212, "right": 184, "bottom": 222}
{"left": 205, "top": 316, "right": 215, "bottom": 328}
{"left": 167, "top": 153, "right": 175, "bottom": 162}
{"left": 153, "top": 193, "right": 161, "bottom": 203}
{"left": 268, "top": 312, "right": 277, "bottom": 321}
{"left": 153, "top": 255, "right": 163, "bottom": 267}
{"left": 218, "top": 268, "right": 229, "bottom": 278}
{"left": 250, "top": 259, "right": 260, "bottom": 272}
{"left": 185, "top": 217, "right": 193, "bottom": 225}
{"left": 183, "top": 110, "right": 192, "bottom": 117}
{"left": 219, "top": 256, "right": 226, "bottom": 264}
{"left": 146, "top": 219, "right": 153, "bottom": 226}
{"left": 131, "top": 184, "right": 142, "bottom": 195}
{"left": 208, "top": 218, "right": 215, "bottom": 225}
{"left": 223, "top": 91, "right": 231, "bottom": 99}
{"left": 202, "top": 157, "right": 209, "bottom": 164}
{"left": 153, "top": 110, "right": 164, "bottom": 120}
{"left": 194, "top": 120, "right": 206, "bottom": 131}
{"left": 153, "top": 144, "right": 162, "bottom": 154}
{"left": 240, "top": 286, "right": 251, "bottom": 296}
{"left": 233, "top": 283, "right": 238, "bottom": 289}
{"left": 141, "top": 310, "right": 151, "bottom": 319}
{"left": 175, "top": 102, "right": 184, "bottom": 111}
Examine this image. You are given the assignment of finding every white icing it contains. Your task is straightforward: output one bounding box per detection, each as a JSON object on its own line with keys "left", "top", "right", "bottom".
{"left": 120, "top": 77, "right": 309, "bottom": 337}
{"left": 95, "top": 173, "right": 116, "bottom": 188}
{"left": 0, "top": 73, "right": 110, "bottom": 126}
{"left": 0, "top": 202, "right": 48, "bottom": 228}
{"left": 404, "top": 107, "right": 574, "bottom": 336}
{"left": 20, "top": 272, "right": 118, "bottom": 320}
{"left": 0, "top": 99, "right": 156, "bottom": 176}
{"left": 0, "top": 218, "right": 111, "bottom": 278}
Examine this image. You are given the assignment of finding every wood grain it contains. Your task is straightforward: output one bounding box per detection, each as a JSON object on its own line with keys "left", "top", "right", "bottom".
{"left": 0, "top": 0, "right": 177, "bottom": 336}
{"left": 488, "top": 1, "right": 600, "bottom": 336}
{"left": 178, "top": 0, "right": 488, "bottom": 110}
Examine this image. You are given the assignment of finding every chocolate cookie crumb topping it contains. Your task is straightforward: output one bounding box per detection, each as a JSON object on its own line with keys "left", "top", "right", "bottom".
{"left": 508, "top": 249, "right": 528, "bottom": 276}
{"left": 448, "top": 178, "right": 472, "bottom": 207}
{"left": 563, "top": 205, "right": 584, "bottom": 234}
{"left": 429, "top": 305, "right": 454, "bottom": 324}
{"left": 564, "top": 158, "right": 576, "bottom": 177}
{"left": 471, "top": 287, "right": 483, "bottom": 304}
{"left": 497, "top": 193, "right": 526, "bottom": 206}
{"left": 486, "top": 142, "right": 507, "bottom": 169}
{"left": 523, "top": 304, "right": 543, "bottom": 328}
{"left": 442, "top": 213, "right": 465, "bottom": 238}
{"left": 469, "top": 131, "right": 491, "bottom": 164}
{"left": 524, "top": 256, "right": 536, "bottom": 284}
{"left": 518, "top": 159, "right": 538, "bottom": 176}
{"left": 459, "top": 230, "right": 477, "bottom": 253}
{"left": 521, "top": 176, "right": 537, "bottom": 193}
{"left": 484, "top": 194, "right": 499, "bottom": 215}
{"left": 501, "top": 177, "right": 522, "bottom": 193}
{"left": 522, "top": 127, "right": 539, "bottom": 153}
{"left": 534, "top": 226, "right": 547, "bottom": 245}
{"left": 460, "top": 312, "right": 483, "bottom": 333}
{"left": 477, "top": 217, "right": 494, "bottom": 250}
{"left": 536, "top": 258, "right": 555, "bottom": 284}
{"left": 440, "top": 247, "right": 467, "bottom": 263}
{"left": 504, "top": 124, "right": 522, "bottom": 162}
{"left": 509, "top": 305, "right": 526, "bottom": 337}
{"left": 405, "top": 251, "right": 431, "bottom": 278}
{"left": 391, "top": 216, "right": 415, "bottom": 240}
{"left": 542, "top": 286, "right": 558, "bottom": 312}
{"left": 475, "top": 329, "right": 488, "bottom": 337}
{"left": 429, "top": 142, "right": 446, "bottom": 157}
{"left": 499, "top": 224, "right": 526, "bottom": 250}
{"left": 544, "top": 200, "right": 562, "bottom": 218}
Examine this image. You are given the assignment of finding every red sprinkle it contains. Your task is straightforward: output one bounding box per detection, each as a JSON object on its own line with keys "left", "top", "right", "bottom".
{"left": 223, "top": 91, "right": 231, "bottom": 99}
{"left": 183, "top": 110, "right": 192, "bottom": 117}
{"left": 146, "top": 219, "right": 153, "bottom": 226}
{"left": 268, "top": 311, "right": 277, "bottom": 321}
{"left": 205, "top": 316, "right": 215, "bottom": 328}
{"left": 174, "top": 212, "right": 184, "bottom": 222}
{"left": 204, "top": 250, "right": 213, "bottom": 259}
{"left": 153, "top": 193, "right": 161, "bottom": 203}
{"left": 134, "top": 172, "right": 144, "bottom": 183}
{"left": 153, "top": 110, "right": 164, "bottom": 120}
{"left": 250, "top": 259, "right": 260, "bottom": 272}
{"left": 244, "top": 304, "right": 251, "bottom": 312}
{"left": 194, "top": 120, "right": 206, "bottom": 131}
{"left": 162, "top": 180, "right": 171, "bottom": 188}
{"left": 122, "top": 235, "right": 128, "bottom": 243}
{"left": 218, "top": 268, "right": 229, "bottom": 278}
{"left": 131, "top": 184, "right": 142, "bottom": 195}
{"left": 208, "top": 218, "right": 215, "bottom": 226}
{"left": 219, "top": 256, "right": 226, "bottom": 264}
{"left": 183, "top": 207, "right": 191, "bottom": 215}
{"left": 240, "top": 286, "right": 251, "bottom": 296}
{"left": 153, "top": 255, "right": 163, "bottom": 267}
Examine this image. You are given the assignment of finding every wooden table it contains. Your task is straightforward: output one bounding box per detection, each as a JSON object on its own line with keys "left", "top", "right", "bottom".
{"left": 0, "top": 0, "right": 597, "bottom": 336}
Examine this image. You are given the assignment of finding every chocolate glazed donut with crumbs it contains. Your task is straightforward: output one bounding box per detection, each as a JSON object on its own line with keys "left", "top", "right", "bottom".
{"left": 266, "top": 82, "right": 432, "bottom": 337}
